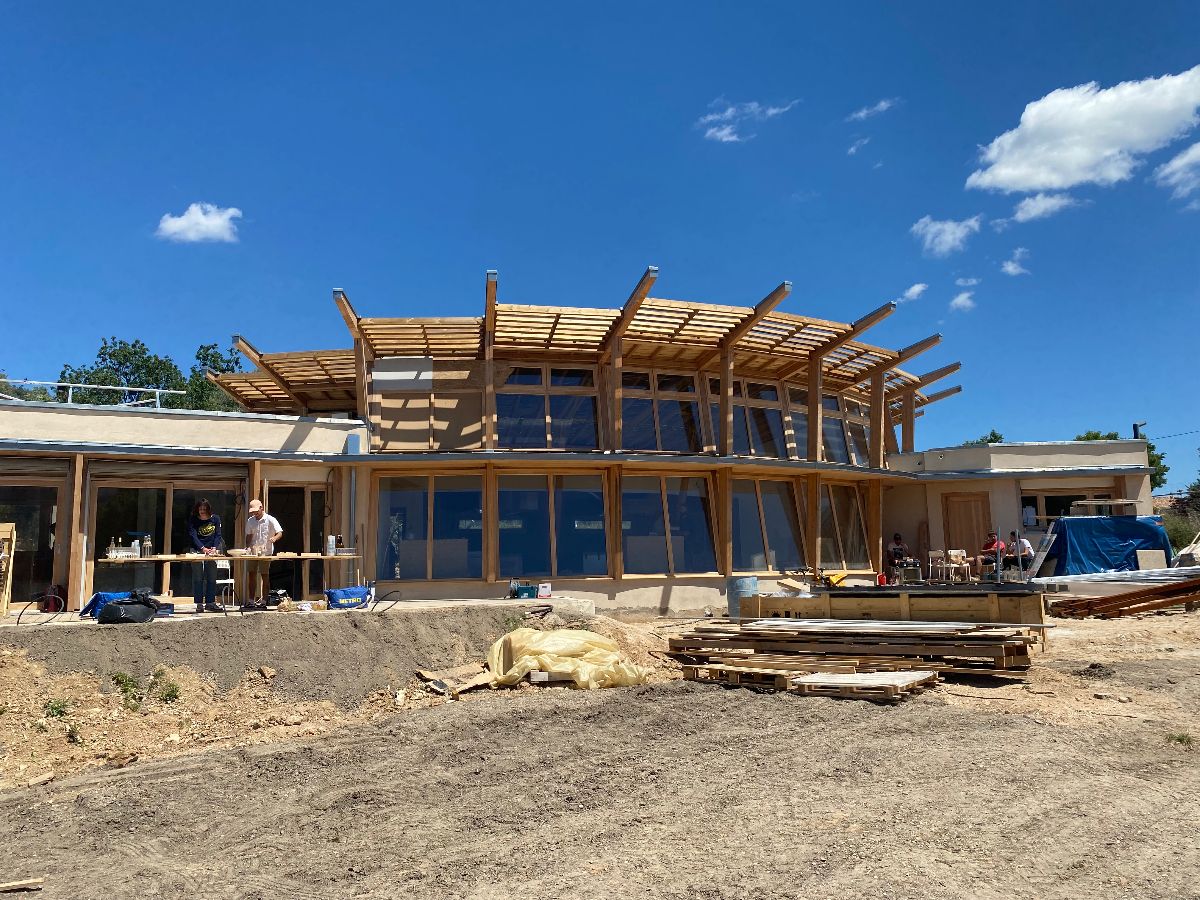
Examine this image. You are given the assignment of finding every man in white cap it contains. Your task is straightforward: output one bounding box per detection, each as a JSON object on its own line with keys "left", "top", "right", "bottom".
{"left": 245, "top": 499, "right": 283, "bottom": 602}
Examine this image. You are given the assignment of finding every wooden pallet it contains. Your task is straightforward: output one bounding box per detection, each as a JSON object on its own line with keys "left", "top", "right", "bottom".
{"left": 682, "top": 662, "right": 939, "bottom": 702}
{"left": 1053, "top": 576, "right": 1200, "bottom": 619}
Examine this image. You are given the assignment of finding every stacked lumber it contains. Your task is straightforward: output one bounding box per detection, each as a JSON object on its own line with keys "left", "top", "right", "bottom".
{"left": 669, "top": 618, "right": 1044, "bottom": 700}
{"left": 1052, "top": 575, "right": 1200, "bottom": 619}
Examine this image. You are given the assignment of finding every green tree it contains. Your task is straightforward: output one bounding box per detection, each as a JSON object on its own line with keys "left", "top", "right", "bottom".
{"left": 183, "top": 343, "right": 243, "bottom": 412}
{"left": 962, "top": 429, "right": 1005, "bottom": 446}
{"left": 1171, "top": 478, "right": 1200, "bottom": 517}
{"left": 1074, "top": 430, "right": 1169, "bottom": 490}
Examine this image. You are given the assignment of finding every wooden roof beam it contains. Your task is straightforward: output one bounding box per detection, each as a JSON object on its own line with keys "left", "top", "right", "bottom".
{"left": 886, "top": 361, "right": 961, "bottom": 396}
{"left": 483, "top": 270, "right": 498, "bottom": 334}
{"left": 917, "top": 384, "right": 962, "bottom": 407}
{"left": 775, "top": 300, "right": 896, "bottom": 380}
{"left": 333, "top": 288, "right": 362, "bottom": 341}
{"left": 851, "top": 332, "right": 942, "bottom": 388}
{"left": 695, "top": 280, "right": 792, "bottom": 369}
{"left": 599, "top": 265, "right": 659, "bottom": 362}
{"left": 232, "top": 334, "right": 307, "bottom": 413}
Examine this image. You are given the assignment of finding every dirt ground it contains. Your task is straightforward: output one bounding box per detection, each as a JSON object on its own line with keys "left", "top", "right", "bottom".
{"left": 1, "top": 606, "right": 1197, "bottom": 900}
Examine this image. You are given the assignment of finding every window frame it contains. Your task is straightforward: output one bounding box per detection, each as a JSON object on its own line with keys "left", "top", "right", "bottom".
{"left": 496, "top": 363, "right": 600, "bottom": 450}
{"left": 619, "top": 471, "right": 721, "bottom": 576}
{"left": 619, "top": 368, "right": 705, "bottom": 454}
{"left": 730, "top": 476, "right": 809, "bottom": 574}
{"left": 495, "top": 471, "right": 611, "bottom": 579}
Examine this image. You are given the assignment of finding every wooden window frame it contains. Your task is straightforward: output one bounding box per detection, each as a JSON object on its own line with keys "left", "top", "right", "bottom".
{"left": 620, "top": 368, "right": 702, "bottom": 453}
{"left": 730, "top": 475, "right": 809, "bottom": 575}
{"left": 619, "top": 471, "right": 721, "bottom": 577}
{"left": 495, "top": 470, "right": 612, "bottom": 579}
{"left": 496, "top": 363, "right": 600, "bottom": 450}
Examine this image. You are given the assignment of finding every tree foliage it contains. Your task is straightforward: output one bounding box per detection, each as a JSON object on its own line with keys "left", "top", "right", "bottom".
{"left": 55, "top": 337, "right": 243, "bottom": 411}
{"left": 962, "top": 429, "right": 1005, "bottom": 446}
{"left": 1074, "top": 430, "right": 1169, "bottom": 490}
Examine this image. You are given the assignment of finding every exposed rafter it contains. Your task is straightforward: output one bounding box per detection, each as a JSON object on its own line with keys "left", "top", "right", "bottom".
{"left": 851, "top": 332, "right": 942, "bottom": 388}
{"left": 775, "top": 300, "right": 897, "bottom": 381}
{"left": 599, "top": 266, "right": 659, "bottom": 362}
{"left": 483, "top": 269, "right": 498, "bottom": 335}
{"left": 334, "top": 289, "right": 361, "bottom": 341}
{"left": 694, "top": 281, "right": 792, "bottom": 369}
{"left": 918, "top": 384, "right": 962, "bottom": 407}
{"left": 232, "top": 334, "right": 307, "bottom": 412}
{"left": 886, "top": 361, "right": 961, "bottom": 396}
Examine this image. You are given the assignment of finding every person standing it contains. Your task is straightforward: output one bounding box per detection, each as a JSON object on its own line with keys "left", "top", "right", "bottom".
{"left": 245, "top": 499, "right": 283, "bottom": 602}
{"left": 188, "top": 499, "right": 225, "bottom": 613}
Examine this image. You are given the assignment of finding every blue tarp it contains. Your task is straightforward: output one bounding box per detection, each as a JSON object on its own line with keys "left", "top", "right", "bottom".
{"left": 1047, "top": 516, "right": 1173, "bottom": 576}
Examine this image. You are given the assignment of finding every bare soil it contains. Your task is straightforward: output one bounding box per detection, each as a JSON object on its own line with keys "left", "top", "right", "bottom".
{"left": 1, "top": 607, "right": 1198, "bottom": 900}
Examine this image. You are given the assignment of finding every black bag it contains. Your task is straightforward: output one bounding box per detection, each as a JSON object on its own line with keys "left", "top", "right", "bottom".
{"left": 97, "top": 592, "right": 159, "bottom": 625}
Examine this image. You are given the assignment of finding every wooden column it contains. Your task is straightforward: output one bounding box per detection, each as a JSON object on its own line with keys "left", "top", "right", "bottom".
{"left": 484, "top": 463, "right": 497, "bottom": 582}
{"left": 612, "top": 337, "right": 624, "bottom": 450}
{"left": 719, "top": 348, "right": 734, "bottom": 455}
{"left": 483, "top": 271, "right": 497, "bottom": 450}
{"left": 609, "top": 465, "right": 624, "bottom": 579}
{"left": 807, "top": 360, "right": 823, "bottom": 462}
{"left": 717, "top": 466, "right": 733, "bottom": 575}
{"left": 66, "top": 453, "right": 86, "bottom": 610}
{"left": 868, "top": 372, "right": 886, "bottom": 468}
{"left": 249, "top": 460, "right": 262, "bottom": 507}
{"left": 901, "top": 392, "right": 916, "bottom": 453}
{"left": 806, "top": 473, "right": 821, "bottom": 573}
{"left": 866, "top": 479, "right": 883, "bottom": 574}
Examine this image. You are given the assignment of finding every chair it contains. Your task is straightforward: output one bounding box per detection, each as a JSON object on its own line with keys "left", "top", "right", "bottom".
{"left": 927, "top": 550, "right": 947, "bottom": 581}
{"left": 945, "top": 550, "right": 971, "bottom": 583}
{"left": 215, "top": 559, "right": 236, "bottom": 610}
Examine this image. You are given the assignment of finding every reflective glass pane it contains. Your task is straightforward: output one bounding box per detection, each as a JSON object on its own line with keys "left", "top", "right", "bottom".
{"left": 760, "top": 481, "right": 805, "bottom": 571}
{"left": 709, "top": 378, "right": 741, "bottom": 397}
{"left": 709, "top": 404, "right": 749, "bottom": 455}
{"left": 94, "top": 487, "right": 166, "bottom": 593}
{"left": 656, "top": 373, "right": 695, "bottom": 393}
{"left": 622, "top": 371, "right": 651, "bottom": 391}
{"left": 822, "top": 416, "right": 851, "bottom": 463}
{"left": 818, "top": 485, "right": 842, "bottom": 568}
{"left": 497, "top": 393, "right": 546, "bottom": 448}
{"left": 657, "top": 399, "right": 704, "bottom": 452}
{"left": 0, "top": 485, "right": 58, "bottom": 605}
{"left": 432, "top": 476, "right": 483, "bottom": 579}
{"left": 549, "top": 395, "right": 598, "bottom": 450}
{"left": 621, "top": 397, "right": 657, "bottom": 450}
{"left": 498, "top": 475, "right": 550, "bottom": 578}
{"left": 830, "top": 485, "right": 869, "bottom": 569}
{"left": 505, "top": 367, "right": 542, "bottom": 386}
{"left": 554, "top": 475, "right": 608, "bottom": 577}
{"left": 621, "top": 476, "right": 668, "bottom": 574}
{"left": 845, "top": 398, "right": 866, "bottom": 417}
{"left": 746, "top": 383, "right": 779, "bottom": 402}
{"left": 748, "top": 407, "right": 786, "bottom": 458}
{"left": 791, "top": 411, "right": 809, "bottom": 460}
{"left": 377, "top": 477, "right": 428, "bottom": 580}
{"left": 789, "top": 387, "right": 808, "bottom": 406}
{"left": 549, "top": 368, "right": 594, "bottom": 387}
{"left": 848, "top": 421, "right": 870, "bottom": 466}
{"left": 665, "top": 477, "right": 717, "bottom": 573}
{"left": 171, "top": 489, "right": 237, "bottom": 596}
{"left": 731, "top": 480, "right": 767, "bottom": 572}
{"left": 822, "top": 394, "right": 842, "bottom": 412}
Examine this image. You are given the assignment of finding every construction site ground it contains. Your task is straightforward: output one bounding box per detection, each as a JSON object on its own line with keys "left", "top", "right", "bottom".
{"left": 0, "top": 605, "right": 1197, "bottom": 900}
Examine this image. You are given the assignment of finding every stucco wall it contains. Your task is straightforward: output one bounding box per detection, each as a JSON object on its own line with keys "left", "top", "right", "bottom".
{"left": 889, "top": 440, "right": 1149, "bottom": 474}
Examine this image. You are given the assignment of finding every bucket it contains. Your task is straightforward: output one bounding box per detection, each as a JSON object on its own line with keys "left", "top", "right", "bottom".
{"left": 725, "top": 576, "right": 758, "bottom": 619}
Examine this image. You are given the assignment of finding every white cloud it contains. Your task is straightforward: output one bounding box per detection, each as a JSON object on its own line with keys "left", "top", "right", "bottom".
{"left": 949, "top": 291, "right": 976, "bottom": 312}
{"left": 846, "top": 98, "right": 898, "bottom": 122}
{"left": 1001, "top": 247, "right": 1031, "bottom": 276}
{"left": 156, "top": 202, "right": 242, "bottom": 243}
{"left": 697, "top": 98, "right": 799, "bottom": 143}
{"left": 1154, "top": 140, "right": 1200, "bottom": 200}
{"left": 848, "top": 137, "right": 871, "bottom": 155}
{"left": 955, "top": 277, "right": 981, "bottom": 287}
{"left": 895, "top": 283, "right": 928, "bottom": 304}
{"left": 910, "top": 214, "right": 983, "bottom": 256}
{"left": 1012, "top": 192, "right": 1079, "bottom": 222}
{"left": 966, "top": 65, "right": 1200, "bottom": 192}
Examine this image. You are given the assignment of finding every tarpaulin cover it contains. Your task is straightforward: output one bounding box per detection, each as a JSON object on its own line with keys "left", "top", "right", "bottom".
{"left": 1047, "top": 516, "right": 1173, "bottom": 576}
{"left": 487, "top": 627, "right": 653, "bottom": 690}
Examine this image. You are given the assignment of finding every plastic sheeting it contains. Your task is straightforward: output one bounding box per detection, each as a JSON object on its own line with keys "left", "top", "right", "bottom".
{"left": 1047, "top": 516, "right": 1173, "bottom": 576}
{"left": 487, "top": 627, "right": 653, "bottom": 690}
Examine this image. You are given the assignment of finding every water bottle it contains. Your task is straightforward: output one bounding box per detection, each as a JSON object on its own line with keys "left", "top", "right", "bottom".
{"left": 131, "top": 539, "right": 140, "bottom": 558}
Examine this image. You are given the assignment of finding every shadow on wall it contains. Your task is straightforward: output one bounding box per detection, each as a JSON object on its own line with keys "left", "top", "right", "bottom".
{"left": 280, "top": 423, "right": 318, "bottom": 453}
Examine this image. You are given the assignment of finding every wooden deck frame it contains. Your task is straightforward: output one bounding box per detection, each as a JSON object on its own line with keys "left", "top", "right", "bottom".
{"left": 232, "top": 335, "right": 308, "bottom": 414}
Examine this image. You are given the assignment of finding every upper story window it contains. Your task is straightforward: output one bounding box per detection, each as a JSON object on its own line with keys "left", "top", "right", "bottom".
{"left": 497, "top": 365, "right": 599, "bottom": 450}
{"left": 620, "top": 370, "right": 704, "bottom": 453}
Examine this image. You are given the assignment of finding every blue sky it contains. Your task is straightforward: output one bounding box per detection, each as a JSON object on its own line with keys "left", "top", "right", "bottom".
{"left": 2, "top": 3, "right": 1198, "bottom": 490}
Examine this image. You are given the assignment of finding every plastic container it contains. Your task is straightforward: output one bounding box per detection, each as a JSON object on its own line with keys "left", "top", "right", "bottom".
{"left": 726, "top": 576, "right": 758, "bottom": 619}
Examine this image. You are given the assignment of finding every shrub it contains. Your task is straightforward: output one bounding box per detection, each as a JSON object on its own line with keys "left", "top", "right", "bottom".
{"left": 1167, "top": 732, "right": 1194, "bottom": 750}
{"left": 43, "top": 698, "right": 70, "bottom": 718}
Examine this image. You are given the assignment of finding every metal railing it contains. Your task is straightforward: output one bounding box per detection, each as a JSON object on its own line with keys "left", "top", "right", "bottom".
{"left": 0, "top": 379, "right": 186, "bottom": 408}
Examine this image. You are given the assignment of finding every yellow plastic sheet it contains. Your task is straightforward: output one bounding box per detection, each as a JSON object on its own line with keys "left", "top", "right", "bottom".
{"left": 487, "top": 627, "right": 652, "bottom": 690}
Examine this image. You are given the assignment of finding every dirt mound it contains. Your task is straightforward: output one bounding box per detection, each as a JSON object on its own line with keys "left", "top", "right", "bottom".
{"left": 1074, "top": 661, "right": 1116, "bottom": 679}
{"left": 540, "top": 611, "right": 676, "bottom": 679}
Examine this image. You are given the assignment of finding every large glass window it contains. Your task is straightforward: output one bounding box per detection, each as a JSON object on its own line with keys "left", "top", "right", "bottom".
{"left": 0, "top": 485, "right": 58, "bottom": 605}
{"left": 554, "top": 475, "right": 608, "bottom": 576}
{"left": 549, "top": 395, "right": 598, "bottom": 450}
{"left": 665, "top": 477, "right": 718, "bottom": 573}
{"left": 497, "top": 476, "right": 551, "bottom": 577}
{"left": 621, "top": 476, "right": 669, "bottom": 575}
{"left": 708, "top": 403, "right": 750, "bottom": 455}
{"left": 432, "top": 476, "right": 483, "bottom": 579}
{"left": 378, "top": 477, "right": 429, "bottom": 581}
{"left": 621, "top": 398, "right": 657, "bottom": 451}
{"left": 621, "top": 370, "right": 703, "bottom": 453}
{"left": 760, "top": 480, "right": 805, "bottom": 571}
{"left": 708, "top": 378, "right": 788, "bottom": 458}
{"left": 94, "top": 487, "right": 166, "bottom": 593}
{"left": 496, "top": 393, "right": 546, "bottom": 448}
{"left": 747, "top": 407, "right": 786, "bottom": 457}
{"left": 657, "top": 400, "right": 704, "bottom": 453}
{"left": 378, "top": 476, "right": 484, "bottom": 580}
{"left": 818, "top": 485, "right": 841, "bottom": 569}
{"left": 731, "top": 480, "right": 767, "bottom": 571}
{"left": 497, "top": 365, "right": 599, "bottom": 450}
{"left": 821, "top": 415, "right": 851, "bottom": 464}
{"left": 830, "top": 485, "right": 869, "bottom": 569}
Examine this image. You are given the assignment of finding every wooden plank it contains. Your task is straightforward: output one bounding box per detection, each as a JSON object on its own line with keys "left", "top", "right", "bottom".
{"left": 901, "top": 392, "right": 916, "bottom": 453}
{"left": 694, "top": 281, "right": 792, "bottom": 369}
{"left": 598, "top": 266, "right": 659, "bottom": 362}
{"left": 65, "top": 453, "right": 86, "bottom": 611}
{"left": 233, "top": 335, "right": 307, "bottom": 414}
{"left": 775, "top": 301, "right": 896, "bottom": 381}
{"left": 484, "top": 270, "right": 497, "bottom": 450}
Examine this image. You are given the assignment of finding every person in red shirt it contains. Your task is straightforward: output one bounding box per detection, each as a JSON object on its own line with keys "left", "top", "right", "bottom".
{"left": 972, "top": 531, "right": 1006, "bottom": 577}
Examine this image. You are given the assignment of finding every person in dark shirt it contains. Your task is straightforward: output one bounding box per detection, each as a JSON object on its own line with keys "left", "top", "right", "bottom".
{"left": 188, "top": 499, "right": 225, "bottom": 613}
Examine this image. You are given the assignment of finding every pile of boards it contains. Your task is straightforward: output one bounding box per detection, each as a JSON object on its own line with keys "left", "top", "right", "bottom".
{"left": 1053, "top": 575, "right": 1200, "bottom": 619}
{"left": 668, "top": 618, "right": 1045, "bottom": 702}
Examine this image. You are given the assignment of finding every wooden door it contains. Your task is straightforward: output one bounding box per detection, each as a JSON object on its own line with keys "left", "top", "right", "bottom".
{"left": 942, "top": 492, "right": 990, "bottom": 555}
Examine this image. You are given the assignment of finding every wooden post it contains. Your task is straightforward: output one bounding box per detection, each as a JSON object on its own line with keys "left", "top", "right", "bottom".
{"left": 719, "top": 347, "right": 733, "bottom": 455}
{"left": 249, "top": 461, "right": 262, "bottom": 508}
{"left": 717, "top": 466, "right": 733, "bottom": 575}
{"left": 612, "top": 337, "right": 624, "bottom": 450}
{"left": 807, "top": 360, "right": 823, "bottom": 462}
{"left": 869, "top": 372, "right": 885, "bottom": 468}
{"left": 484, "top": 270, "right": 497, "bottom": 450}
{"left": 484, "top": 463, "right": 497, "bottom": 583}
{"left": 609, "top": 465, "right": 623, "bottom": 579}
{"left": 806, "top": 473, "right": 821, "bottom": 573}
{"left": 901, "top": 392, "right": 916, "bottom": 453}
{"left": 66, "top": 453, "right": 86, "bottom": 610}
{"left": 866, "top": 479, "right": 883, "bottom": 574}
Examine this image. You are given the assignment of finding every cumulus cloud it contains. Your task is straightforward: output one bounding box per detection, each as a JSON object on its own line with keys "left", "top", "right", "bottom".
{"left": 955, "top": 277, "right": 981, "bottom": 287}
{"left": 910, "top": 214, "right": 983, "bottom": 257}
{"left": 846, "top": 98, "right": 898, "bottom": 122}
{"left": 1001, "top": 247, "right": 1031, "bottom": 276}
{"left": 966, "top": 65, "right": 1200, "bottom": 193}
{"left": 949, "top": 291, "right": 976, "bottom": 312}
{"left": 156, "top": 202, "right": 242, "bottom": 243}
{"left": 848, "top": 137, "right": 871, "bottom": 155}
{"left": 696, "top": 98, "right": 799, "bottom": 143}
{"left": 1012, "top": 192, "right": 1079, "bottom": 222}
{"left": 895, "top": 283, "right": 928, "bottom": 304}
{"left": 1154, "top": 141, "right": 1200, "bottom": 200}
